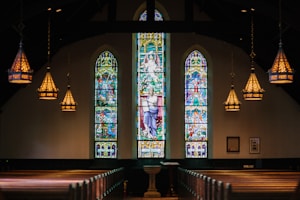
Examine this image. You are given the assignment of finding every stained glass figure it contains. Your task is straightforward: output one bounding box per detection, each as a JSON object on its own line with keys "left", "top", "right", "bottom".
{"left": 185, "top": 50, "right": 208, "bottom": 158}
{"left": 94, "top": 51, "right": 118, "bottom": 158}
{"left": 137, "top": 9, "right": 166, "bottom": 158}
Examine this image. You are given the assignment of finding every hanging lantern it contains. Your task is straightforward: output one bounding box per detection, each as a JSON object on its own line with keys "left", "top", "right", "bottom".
{"left": 242, "top": 68, "right": 265, "bottom": 100}
{"left": 268, "top": 43, "right": 294, "bottom": 84}
{"left": 242, "top": 10, "right": 265, "bottom": 101}
{"left": 224, "top": 51, "right": 241, "bottom": 112}
{"left": 37, "top": 66, "right": 59, "bottom": 100}
{"left": 60, "top": 73, "right": 77, "bottom": 111}
{"left": 37, "top": 10, "right": 59, "bottom": 100}
{"left": 8, "top": 1, "right": 33, "bottom": 84}
{"left": 224, "top": 84, "right": 241, "bottom": 111}
{"left": 8, "top": 41, "right": 33, "bottom": 84}
{"left": 268, "top": 0, "right": 294, "bottom": 84}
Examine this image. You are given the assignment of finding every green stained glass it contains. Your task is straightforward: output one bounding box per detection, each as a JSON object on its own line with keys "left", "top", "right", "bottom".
{"left": 185, "top": 50, "right": 208, "bottom": 158}
{"left": 137, "top": 9, "right": 166, "bottom": 158}
{"left": 94, "top": 51, "right": 118, "bottom": 159}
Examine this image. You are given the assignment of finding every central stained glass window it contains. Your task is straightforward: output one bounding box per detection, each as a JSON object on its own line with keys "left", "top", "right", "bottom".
{"left": 136, "top": 9, "right": 166, "bottom": 158}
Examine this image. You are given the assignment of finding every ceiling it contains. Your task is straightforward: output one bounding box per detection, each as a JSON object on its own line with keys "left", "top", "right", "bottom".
{"left": 1, "top": 0, "right": 300, "bottom": 108}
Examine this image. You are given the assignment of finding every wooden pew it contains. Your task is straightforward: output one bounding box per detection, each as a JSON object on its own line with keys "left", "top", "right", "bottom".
{"left": 0, "top": 170, "right": 102, "bottom": 200}
{"left": 177, "top": 168, "right": 300, "bottom": 200}
{"left": 0, "top": 168, "right": 124, "bottom": 200}
{"left": 194, "top": 169, "right": 300, "bottom": 200}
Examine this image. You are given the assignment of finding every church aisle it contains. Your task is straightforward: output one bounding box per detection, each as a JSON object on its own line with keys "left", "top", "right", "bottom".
{"left": 124, "top": 197, "right": 178, "bottom": 200}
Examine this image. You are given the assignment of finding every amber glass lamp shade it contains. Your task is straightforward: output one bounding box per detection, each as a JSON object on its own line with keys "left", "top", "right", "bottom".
{"left": 268, "top": 45, "right": 294, "bottom": 84}
{"left": 60, "top": 85, "right": 77, "bottom": 112}
{"left": 242, "top": 68, "right": 265, "bottom": 100}
{"left": 8, "top": 42, "right": 33, "bottom": 84}
{"left": 224, "top": 85, "right": 241, "bottom": 111}
{"left": 37, "top": 66, "right": 59, "bottom": 100}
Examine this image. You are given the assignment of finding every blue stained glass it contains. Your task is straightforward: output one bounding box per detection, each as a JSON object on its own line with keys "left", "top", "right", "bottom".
{"left": 95, "top": 142, "right": 117, "bottom": 158}
{"left": 95, "top": 123, "right": 117, "bottom": 141}
{"left": 184, "top": 50, "right": 208, "bottom": 158}
{"left": 137, "top": 9, "right": 166, "bottom": 158}
{"left": 95, "top": 89, "right": 117, "bottom": 106}
{"left": 185, "top": 70, "right": 207, "bottom": 89}
{"left": 185, "top": 88, "right": 207, "bottom": 106}
{"left": 94, "top": 51, "right": 118, "bottom": 159}
{"left": 95, "top": 107, "right": 117, "bottom": 124}
{"left": 186, "top": 141, "right": 207, "bottom": 158}
{"left": 139, "top": 9, "right": 163, "bottom": 21}
{"left": 185, "top": 106, "right": 207, "bottom": 124}
{"left": 185, "top": 124, "right": 207, "bottom": 141}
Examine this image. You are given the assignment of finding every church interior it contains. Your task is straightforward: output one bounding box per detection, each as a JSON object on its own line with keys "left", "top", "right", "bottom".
{"left": 1, "top": 0, "right": 300, "bottom": 199}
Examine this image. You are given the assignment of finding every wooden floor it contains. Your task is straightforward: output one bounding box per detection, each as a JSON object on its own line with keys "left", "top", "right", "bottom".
{"left": 124, "top": 197, "right": 178, "bottom": 200}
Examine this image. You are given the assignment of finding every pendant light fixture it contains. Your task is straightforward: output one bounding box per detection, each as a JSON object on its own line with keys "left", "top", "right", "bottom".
{"left": 60, "top": 73, "right": 77, "bottom": 112}
{"left": 268, "top": 0, "right": 294, "bottom": 84}
{"left": 8, "top": 0, "right": 33, "bottom": 84}
{"left": 224, "top": 51, "right": 241, "bottom": 111}
{"left": 242, "top": 9, "right": 265, "bottom": 101}
{"left": 37, "top": 8, "right": 59, "bottom": 100}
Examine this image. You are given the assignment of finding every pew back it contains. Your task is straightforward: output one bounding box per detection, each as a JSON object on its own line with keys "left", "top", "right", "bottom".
{"left": 0, "top": 168, "right": 124, "bottom": 200}
{"left": 177, "top": 168, "right": 300, "bottom": 200}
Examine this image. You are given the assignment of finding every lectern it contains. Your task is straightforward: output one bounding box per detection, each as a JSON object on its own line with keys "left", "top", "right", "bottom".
{"left": 160, "top": 161, "right": 180, "bottom": 197}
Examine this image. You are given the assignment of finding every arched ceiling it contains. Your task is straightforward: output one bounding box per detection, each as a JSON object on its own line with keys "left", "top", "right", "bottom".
{"left": 1, "top": 0, "right": 299, "bottom": 107}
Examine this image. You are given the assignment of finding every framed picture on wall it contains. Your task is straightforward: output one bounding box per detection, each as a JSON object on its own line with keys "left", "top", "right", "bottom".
{"left": 227, "top": 136, "right": 240, "bottom": 152}
{"left": 249, "top": 137, "right": 260, "bottom": 154}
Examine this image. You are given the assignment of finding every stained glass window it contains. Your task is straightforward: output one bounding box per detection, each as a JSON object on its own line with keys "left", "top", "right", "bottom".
{"left": 184, "top": 50, "right": 208, "bottom": 158}
{"left": 94, "top": 51, "right": 118, "bottom": 158}
{"left": 136, "top": 9, "right": 166, "bottom": 158}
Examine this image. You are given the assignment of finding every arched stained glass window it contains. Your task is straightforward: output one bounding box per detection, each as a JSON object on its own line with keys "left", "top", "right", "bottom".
{"left": 184, "top": 50, "right": 208, "bottom": 158}
{"left": 94, "top": 51, "right": 118, "bottom": 158}
{"left": 136, "top": 9, "right": 166, "bottom": 158}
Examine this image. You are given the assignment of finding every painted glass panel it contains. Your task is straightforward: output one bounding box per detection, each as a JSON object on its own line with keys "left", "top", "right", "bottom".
{"left": 94, "top": 51, "right": 118, "bottom": 158}
{"left": 138, "top": 141, "right": 165, "bottom": 158}
{"left": 95, "top": 141, "right": 117, "bottom": 158}
{"left": 185, "top": 50, "right": 208, "bottom": 158}
{"left": 137, "top": 9, "right": 166, "bottom": 158}
{"left": 185, "top": 141, "right": 207, "bottom": 158}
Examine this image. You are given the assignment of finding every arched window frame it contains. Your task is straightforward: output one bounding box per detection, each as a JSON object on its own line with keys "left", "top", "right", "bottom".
{"left": 136, "top": 9, "right": 167, "bottom": 158}
{"left": 184, "top": 50, "right": 208, "bottom": 158}
{"left": 94, "top": 50, "right": 118, "bottom": 159}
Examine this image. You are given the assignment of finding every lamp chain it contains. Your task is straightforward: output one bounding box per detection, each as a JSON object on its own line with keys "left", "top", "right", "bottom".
{"left": 47, "top": 12, "right": 51, "bottom": 64}
{"left": 67, "top": 53, "right": 71, "bottom": 86}
{"left": 249, "top": 10, "right": 256, "bottom": 68}
{"left": 17, "top": 0, "right": 25, "bottom": 40}
{"left": 67, "top": 72, "right": 70, "bottom": 86}
{"left": 278, "top": 0, "right": 282, "bottom": 47}
{"left": 230, "top": 50, "right": 235, "bottom": 85}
